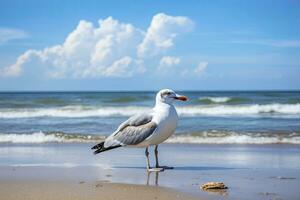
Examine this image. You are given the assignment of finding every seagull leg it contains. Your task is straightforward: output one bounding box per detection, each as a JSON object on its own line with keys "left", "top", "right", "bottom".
{"left": 145, "top": 147, "right": 151, "bottom": 171}
{"left": 145, "top": 147, "right": 164, "bottom": 172}
{"left": 154, "top": 145, "right": 160, "bottom": 168}
{"left": 154, "top": 145, "right": 173, "bottom": 170}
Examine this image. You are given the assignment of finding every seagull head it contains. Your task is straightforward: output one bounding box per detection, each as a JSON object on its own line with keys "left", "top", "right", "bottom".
{"left": 156, "top": 89, "right": 188, "bottom": 104}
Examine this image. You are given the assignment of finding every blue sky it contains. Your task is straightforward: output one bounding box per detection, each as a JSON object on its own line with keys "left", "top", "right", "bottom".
{"left": 0, "top": 0, "right": 299, "bottom": 91}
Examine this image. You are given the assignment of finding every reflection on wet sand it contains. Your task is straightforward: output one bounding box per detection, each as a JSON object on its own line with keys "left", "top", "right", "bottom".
{"left": 146, "top": 171, "right": 159, "bottom": 186}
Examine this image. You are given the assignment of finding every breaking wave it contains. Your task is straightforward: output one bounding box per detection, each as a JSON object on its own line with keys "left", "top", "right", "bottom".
{"left": 197, "top": 96, "right": 250, "bottom": 104}
{"left": 0, "top": 106, "right": 148, "bottom": 118}
{"left": 0, "top": 132, "right": 105, "bottom": 143}
{"left": 0, "top": 103, "right": 300, "bottom": 118}
{"left": 167, "top": 131, "right": 300, "bottom": 144}
{"left": 199, "top": 97, "right": 232, "bottom": 103}
{"left": 179, "top": 103, "right": 300, "bottom": 116}
{"left": 0, "top": 131, "right": 299, "bottom": 144}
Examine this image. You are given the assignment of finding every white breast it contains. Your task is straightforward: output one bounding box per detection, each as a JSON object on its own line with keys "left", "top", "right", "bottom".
{"left": 137, "top": 103, "right": 178, "bottom": 147}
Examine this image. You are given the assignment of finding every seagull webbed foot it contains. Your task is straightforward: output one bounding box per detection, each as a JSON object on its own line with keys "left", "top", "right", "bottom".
{"left": 156, "top": 165, "right": 174, "bottom": 170}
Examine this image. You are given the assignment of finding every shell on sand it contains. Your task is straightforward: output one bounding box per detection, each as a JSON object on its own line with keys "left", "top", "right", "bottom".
{"left": 201, "top": 182, "right": 228, "bottom": 190}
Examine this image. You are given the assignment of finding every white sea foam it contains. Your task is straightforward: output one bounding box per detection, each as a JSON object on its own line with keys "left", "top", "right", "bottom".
{"left": 166, "top": 134, "right": 300, "bottom": 144}
{"left": 0, "top": 132, "right": 105, "bottom": 143}
{"left": 0, "top": 132, "right": 64, "bottom": 143}
{"left": 177, "top": 103, "right": 300, "bottom": 116}
{"left": 0, "top": 131, "right": 299, "bottom": 144}
{"left": 199, "top": 97, "right": 232, "bottom": 103}
{"left": 0, "top": 106, "right": 148, "bottom": 118}
{"left": 0, "top": 104, "right": 300, "bottom": 118}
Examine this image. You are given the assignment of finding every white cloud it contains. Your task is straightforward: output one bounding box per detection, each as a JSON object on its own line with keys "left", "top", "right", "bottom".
{"left": 182, "top": 61, "right": 208, "bottom": 77}
{"left": 137, "top": 13, "right": 194, "bottom": 57}
{"left": 157, "top": 56, "right": 181, "bottom": 74}
{"left": 194, "top": 61, "right": 208, "bottom": 75}
{"left": 0, "top": 13, "right": 195, "bottom": 78}
{"left": 0, "top": 50, "right": 37, "bottom": 77}
{"left": 159, "top": 56, "right": 180, "bottom": 67}
{"left": 0, "top": 28, "right": 28, "bottom": 44}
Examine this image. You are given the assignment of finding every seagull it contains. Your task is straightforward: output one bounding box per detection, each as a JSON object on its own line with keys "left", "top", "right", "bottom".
{"left": 91, "top": 89, "right": 188, "bottom": 172}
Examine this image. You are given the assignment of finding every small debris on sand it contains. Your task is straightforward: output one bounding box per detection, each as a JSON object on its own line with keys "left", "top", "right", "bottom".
{"left": 201, "top": 182, "right": 228, "bottom": 190}
{"left": 95, "top": 183, "right": 103, "bottom": 188}
{"left": 78, "top": 181, "right": 85, "bottom": 184}
{"left": 259, "top": 192, "right": 282, "bottom": 200}
{"left": 259, "top": 192, "right": 278, "bottom": 196}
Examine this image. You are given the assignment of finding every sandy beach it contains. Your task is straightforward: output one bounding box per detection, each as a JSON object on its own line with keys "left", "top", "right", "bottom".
{"left": 1, "top": 143, "right": 300, "bottom": 200}
{"left": 0, "top": 181, "right": 198, "bottom": 200}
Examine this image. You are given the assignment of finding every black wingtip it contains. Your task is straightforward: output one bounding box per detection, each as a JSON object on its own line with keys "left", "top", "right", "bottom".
{"left": 93, "top": 149, "right": 102, "bottom": 155}
{"left": 91, "top": 141, "right": 105, "bottom": 150}
{"left": 92, "top": 144, "right": 122, "bottom": 155}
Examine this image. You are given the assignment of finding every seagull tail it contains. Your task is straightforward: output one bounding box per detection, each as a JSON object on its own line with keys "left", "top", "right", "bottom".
{"left": 91, "top": 141, "right": 121, "bottom": 154}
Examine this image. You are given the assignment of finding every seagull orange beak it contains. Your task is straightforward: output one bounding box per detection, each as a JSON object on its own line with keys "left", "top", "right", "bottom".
{"left": 174, "top": 95, "right": 188, "bottom": 101}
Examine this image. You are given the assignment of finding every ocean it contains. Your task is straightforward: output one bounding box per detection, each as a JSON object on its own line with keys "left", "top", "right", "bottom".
{"left": 0, "top": 91, "right": 299, "bottom": 144}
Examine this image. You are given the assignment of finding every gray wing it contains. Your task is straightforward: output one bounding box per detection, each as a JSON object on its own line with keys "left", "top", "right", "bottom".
{"left": 104, "top": 112, "right": 157, "bottom": 147}
{"left": 115, "top": 113, "right": 154, "bottom": 133}
{"left": 113, "top": 121, "right": 157, "bottom": 145}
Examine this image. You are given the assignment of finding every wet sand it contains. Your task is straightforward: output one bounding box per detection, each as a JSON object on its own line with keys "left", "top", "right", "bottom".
{"left": 0, "top": 180, "right": 198, "bottom": 200}
{"left": 0, "top": 143, "right": 300, "bottom": 200}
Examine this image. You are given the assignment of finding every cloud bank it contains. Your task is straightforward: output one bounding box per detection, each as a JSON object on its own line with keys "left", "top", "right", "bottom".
{"left": 0, "top": 13, "right": 205, "bottom": 78}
